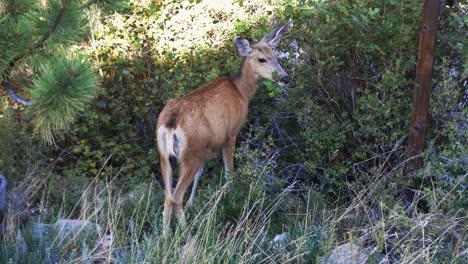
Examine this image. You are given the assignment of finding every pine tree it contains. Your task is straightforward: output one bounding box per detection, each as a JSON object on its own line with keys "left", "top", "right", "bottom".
{"left": 0, "top": 0, "right": 124, "bottom": 144}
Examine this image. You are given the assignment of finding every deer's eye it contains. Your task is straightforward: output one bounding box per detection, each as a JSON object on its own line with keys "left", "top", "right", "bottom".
{"left": 258, "top": 58, "right": 267, "bottom": 63}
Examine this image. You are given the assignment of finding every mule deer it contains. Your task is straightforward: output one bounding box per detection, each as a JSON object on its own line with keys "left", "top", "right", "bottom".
{"left": 157, "top": 20, "right": 292, "bottom": 238}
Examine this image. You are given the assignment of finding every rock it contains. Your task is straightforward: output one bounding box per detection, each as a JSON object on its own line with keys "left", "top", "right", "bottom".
{"left": 15, "top": 229, "right": 27, "bottom": 255}
{"left": 270, "top": 232, "right": 290, "bottom": 249}
{"left": 0, "top": 174, "right": 6, "bottom": 213}
{"left": 0, "top": 174, "right": 6, "bottom": 234}
{"left": 33, "top": 223, "right": 54, "bottom": 243}
{"left": 273, "top": 232, "right": 290, "bottom": 243}
{"left": 55, "top": 219, "right": 100, "bottom": 240}
{"left": 321, "top": 243, "right": 368, "bottom": 264}
{"left": 32, "top": 219, "right": 106, "bottom": 262}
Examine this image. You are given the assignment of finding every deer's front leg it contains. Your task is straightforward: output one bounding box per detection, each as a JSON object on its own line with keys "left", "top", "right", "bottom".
{"left": 187, "top": 163, "right": 204, "bottom": 207}
{"left": 222, "top": 136, "right": 236, "bottom": 180}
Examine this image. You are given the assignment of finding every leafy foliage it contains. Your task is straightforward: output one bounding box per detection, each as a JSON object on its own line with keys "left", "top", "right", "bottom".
{"left": 0, "top": 0, "right": 466, "bottom": 262}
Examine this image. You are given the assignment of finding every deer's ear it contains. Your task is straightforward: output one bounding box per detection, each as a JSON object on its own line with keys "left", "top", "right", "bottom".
{"left": 262, "top": 19, "right": 293, "bottom": 47}
{"left": 235, "top": 37, "right": 252, "bottom": 57}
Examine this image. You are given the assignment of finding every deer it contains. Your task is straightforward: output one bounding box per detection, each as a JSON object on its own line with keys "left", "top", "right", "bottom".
{"left": 156, "top": 20, "right": 292, "bottom": 238}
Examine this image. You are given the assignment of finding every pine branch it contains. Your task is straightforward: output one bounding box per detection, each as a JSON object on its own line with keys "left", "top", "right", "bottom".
{"left": 1, "top": 0, "right": 102, "bottom": 144}
{"left": 34, "top": 3, "right": 68, "bottom": 50}
{"left": 1, "top": 2, "right": 69, "bottom": 105}
{"left": 1, "top": 81, "right": 34, "bottom": 106}
{"left": 1, "top": 56, "right": 20, "bottom": 84}
{"left": 29, "top": 56, "right": 98, "bottom": 144}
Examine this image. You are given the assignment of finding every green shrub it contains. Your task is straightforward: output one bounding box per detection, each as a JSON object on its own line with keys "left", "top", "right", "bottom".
{"left": 1, "top": 0, "right": 466, "bottom": 262}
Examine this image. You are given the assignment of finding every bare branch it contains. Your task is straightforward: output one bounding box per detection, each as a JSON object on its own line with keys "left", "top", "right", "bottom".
{"left": 2, "top": 81, "right": 34, "bottom": 106}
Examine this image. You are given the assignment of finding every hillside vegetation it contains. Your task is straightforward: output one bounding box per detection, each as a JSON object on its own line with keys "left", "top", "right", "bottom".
{"left": 0, "top": 0, "right": 466, "bottom": 263}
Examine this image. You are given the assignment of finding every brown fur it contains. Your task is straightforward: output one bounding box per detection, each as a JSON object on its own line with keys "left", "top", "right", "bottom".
{"left": 156, "top": 22, "right": 291, "bottom": 238}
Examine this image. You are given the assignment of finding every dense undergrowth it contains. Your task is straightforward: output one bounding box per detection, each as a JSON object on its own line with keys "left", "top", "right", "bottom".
{"left": 0, "top": 0, "right": 466, "bottom": 263}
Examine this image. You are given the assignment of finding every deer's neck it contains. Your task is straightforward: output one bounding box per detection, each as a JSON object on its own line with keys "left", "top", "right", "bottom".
{"left": 232, "top": 60, "right": 259, "bottom": 100}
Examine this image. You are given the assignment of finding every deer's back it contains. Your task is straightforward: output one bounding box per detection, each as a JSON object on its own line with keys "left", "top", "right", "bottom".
{"left": 157, "top": 77, "right": 248, "bottom": 158}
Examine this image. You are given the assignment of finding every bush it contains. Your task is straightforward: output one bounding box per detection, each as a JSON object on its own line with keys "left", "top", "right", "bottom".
{"left": 1, "top": 0, "right": 465, "bottom": 262}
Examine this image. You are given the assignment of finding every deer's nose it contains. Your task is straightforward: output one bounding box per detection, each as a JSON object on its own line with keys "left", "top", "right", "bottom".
{"left": 281, "top": 75, "right": 290, "bottom": 84}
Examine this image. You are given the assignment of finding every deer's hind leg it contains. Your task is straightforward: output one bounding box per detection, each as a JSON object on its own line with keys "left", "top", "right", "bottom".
{"left": 172, "top": 157, "right": 203, "bottom": 231}
{"left": 160, "top": 155, "right": 174, "bottom": 239}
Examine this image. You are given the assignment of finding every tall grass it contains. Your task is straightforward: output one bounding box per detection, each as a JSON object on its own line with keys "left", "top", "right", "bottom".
{"left": 1, "top": 162, "right": 328, "bottom": 263}
{"left": 1, "top": 157, "right": 465, "bottom": 263}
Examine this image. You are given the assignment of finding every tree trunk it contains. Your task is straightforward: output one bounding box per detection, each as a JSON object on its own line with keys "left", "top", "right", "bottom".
{"left": 405, "top": 0, "right": 440, "bottom": 175}
{"left": 402, "top": 0, "right": 442, "bottom": 212}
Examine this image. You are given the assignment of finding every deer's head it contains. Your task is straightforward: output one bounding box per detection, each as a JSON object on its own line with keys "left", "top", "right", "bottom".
{"left": 235, "top": 20, "right": 292, "bottom": 85}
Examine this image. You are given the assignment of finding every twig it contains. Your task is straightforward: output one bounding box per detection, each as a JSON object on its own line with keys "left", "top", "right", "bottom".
{"left": 2, "top": 81, "right": 34, "bottom": 106}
